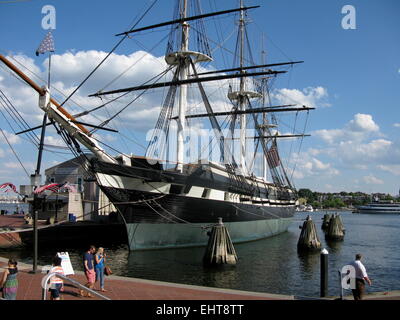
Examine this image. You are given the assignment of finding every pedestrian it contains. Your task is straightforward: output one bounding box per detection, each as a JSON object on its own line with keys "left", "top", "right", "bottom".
{"left": 49, "top": 255, "right": 64, "bottom": 300}
{"left": 350, "top": 253, "right": 372, "bottom": 300}
{"left": 0, "top": 258, "right": 18, "bottom": 300}
{"left": 95, "top": 247, "right": 107, "bottom": 292}
{"left": 80, "top": 245, "right": 96, "bottom": 298}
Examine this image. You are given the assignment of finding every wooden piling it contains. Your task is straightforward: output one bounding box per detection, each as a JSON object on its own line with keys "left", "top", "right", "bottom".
{"left": 203, "top": 218, "right": 238, "bottom": 266}
{"left": 297, "top": 215, "right": 321, "bottom": 252}
{"left": 325, "top": 213, "right": 345, "bottom": 241}
{"left": 321, "top": 213, "right": 331, "bottom": 232}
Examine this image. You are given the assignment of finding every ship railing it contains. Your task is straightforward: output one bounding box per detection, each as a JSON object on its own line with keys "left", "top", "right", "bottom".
{"left": 41, "top": 272, "right": 111, "bottom": 300}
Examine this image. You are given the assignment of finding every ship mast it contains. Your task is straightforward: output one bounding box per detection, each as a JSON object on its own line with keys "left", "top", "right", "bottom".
{"left": 238, "top": 0, "right": 247, "bottom": 175}
{"left": 165, "top": 0, "right": 213, "bottom": 172}
{"left": 228, "top": 0, "right": 262, "bottom": 176}
{"left": 177, "top": 0, "right": 189, "bottom": 173}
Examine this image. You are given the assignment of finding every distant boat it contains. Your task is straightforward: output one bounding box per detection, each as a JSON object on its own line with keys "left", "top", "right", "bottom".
{"left": 296, "top": 204, "right": 314, "bottom": 212}
{"left": 356, "top": 201, "right": 400, "bottom": 214}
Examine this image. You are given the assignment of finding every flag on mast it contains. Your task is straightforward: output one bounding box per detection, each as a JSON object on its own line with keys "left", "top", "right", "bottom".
{"left": 266, "top": 140, "right": 281, "bottom": 168}
{"left": 35, "top": 31, "right": 55, "bottom": 56}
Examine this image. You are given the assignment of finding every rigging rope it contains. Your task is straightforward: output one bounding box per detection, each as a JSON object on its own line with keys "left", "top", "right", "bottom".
{"left": 58, "top": 0, "right": 159, "bottom": 109}
{"left": 0, "top": 127, "right": 30, "bottom": 177}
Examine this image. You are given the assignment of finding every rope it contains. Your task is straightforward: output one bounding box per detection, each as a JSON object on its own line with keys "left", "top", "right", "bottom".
{"left": 231, "top": 202, "right": 292, "bottom": 220}
{"left": 58, "top": 0, "right": 159, "bottom": 109}
{"left": 0, "top": 128, "right": 30, "bottom": 177}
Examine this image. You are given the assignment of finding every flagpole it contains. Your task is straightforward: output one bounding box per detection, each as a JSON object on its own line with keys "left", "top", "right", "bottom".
{"left": 32, "top": 32, "right": 53, "bottom": 273}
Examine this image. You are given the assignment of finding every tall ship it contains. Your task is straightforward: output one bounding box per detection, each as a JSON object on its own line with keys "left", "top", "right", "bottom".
{"left": 1, "top": 0, "right": 313, "bottom": 250}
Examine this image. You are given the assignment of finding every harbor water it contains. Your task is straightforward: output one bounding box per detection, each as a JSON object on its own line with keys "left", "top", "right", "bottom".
{"left": 1, "top": 210, "right": 399, "bottom": 298}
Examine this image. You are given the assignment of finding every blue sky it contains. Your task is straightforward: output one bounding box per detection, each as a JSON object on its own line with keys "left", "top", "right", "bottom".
{"left": 0, "top": 0, "right": 399, "bottom": 195}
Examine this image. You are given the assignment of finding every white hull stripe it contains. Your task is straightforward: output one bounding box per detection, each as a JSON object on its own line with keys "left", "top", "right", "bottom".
{"left": 95, "top": 172, "right": 295, "bottom": 207}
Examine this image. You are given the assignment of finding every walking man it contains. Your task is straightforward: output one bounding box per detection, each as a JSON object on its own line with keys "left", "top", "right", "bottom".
{"left": 80, "top": 245, "right": 96, "bottom": 297}
{"left": 350, "top": 253, "right": 372, "bottom": 300}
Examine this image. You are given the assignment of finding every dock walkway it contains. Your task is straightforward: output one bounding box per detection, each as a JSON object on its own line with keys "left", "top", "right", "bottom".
{"left": 1, "top": 257, "right": 399, "bottom": 300}
{"left": 0, "top": 257, "right": 293, "bottom": 300}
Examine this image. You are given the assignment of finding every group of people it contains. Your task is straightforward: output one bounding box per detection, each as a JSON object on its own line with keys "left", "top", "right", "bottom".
{"left": 47, "top": 245, "right": 108, "bottom": 300}
{"left": 0, "top": 244, "right": 108, "bottom": 300}
{"left": 80, "top": 245, "right": 108, "bottom": 297}
{"left": 0, "top": 251, "right": 372, "bottom": 300}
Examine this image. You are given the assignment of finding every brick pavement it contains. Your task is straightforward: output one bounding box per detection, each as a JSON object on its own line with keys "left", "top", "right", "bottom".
{"left": 2, "top": 256, "right": 399, "bottom": 301}
{"left": 0, "top": 257, "right": 293, "bottom": 300}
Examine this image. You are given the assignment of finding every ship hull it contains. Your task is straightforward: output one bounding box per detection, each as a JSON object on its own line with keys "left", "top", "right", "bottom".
{"left": 100, "top": 185, "right": 295, "bottom": 250}
{"left": 92, "top": 159, "right": 296, "bottom": 250}
{"left": 126, "top": 218, "right": 293, "bottom": 250}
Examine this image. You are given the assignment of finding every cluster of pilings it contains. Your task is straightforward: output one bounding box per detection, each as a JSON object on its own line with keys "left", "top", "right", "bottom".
{"left": 298, "top": 212, "right": 346, "bottom": 253}
{"left": 203, "top": 218, "right": 238, "bottom": 266}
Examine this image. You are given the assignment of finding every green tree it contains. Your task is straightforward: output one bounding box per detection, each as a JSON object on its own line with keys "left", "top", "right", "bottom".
{"left": 297, "top": 189, "right": 315, "bottom": 202}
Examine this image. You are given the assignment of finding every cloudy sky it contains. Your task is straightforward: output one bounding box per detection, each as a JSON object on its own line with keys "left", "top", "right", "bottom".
{"left": 0, "top": 0, "right": 399, "bottom": 195}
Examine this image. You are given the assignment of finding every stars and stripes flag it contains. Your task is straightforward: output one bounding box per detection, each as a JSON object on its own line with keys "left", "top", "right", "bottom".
{"left": 0, "top": 182, "right": 17, "bottom": 193}
{"left": 35, "top": 31, "right": 55, "bottom": 56}
{"left": 266, "top": 141, "right": 281, "bottom": 169}
{"left": 34, "top": 182, "right": 78, "bottom": 194}
{"left": 62, "top": 182, "right": 77, "bottom": 193}
{"left": 34, "top": 183, "right": 61, "bottom": 194}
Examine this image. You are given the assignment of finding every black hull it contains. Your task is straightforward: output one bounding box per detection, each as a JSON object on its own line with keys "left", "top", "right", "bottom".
{"left": 91, "top": 159, "right": 296, "bottom": 249}
{"left": 101, "top": 186, "right": 294, "bottom": 224}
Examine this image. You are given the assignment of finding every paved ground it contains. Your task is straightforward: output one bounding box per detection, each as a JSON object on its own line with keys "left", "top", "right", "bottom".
{"left": 0, "top": 214, "right": 33, "bottom": 229}
{"left": 1, "top": 249, "right": 399, "bottom": 301}
{"left": 0, "top": 257, "right": 294, "bottom": 300}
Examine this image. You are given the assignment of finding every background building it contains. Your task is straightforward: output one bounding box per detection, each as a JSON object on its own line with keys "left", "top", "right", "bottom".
{"left": 22, "top": 154, "right": 116, "bottom": 223}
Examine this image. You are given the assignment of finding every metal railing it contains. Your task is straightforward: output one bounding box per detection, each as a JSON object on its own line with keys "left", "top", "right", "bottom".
{"left": 41, "top": 272, "right": 111, "bottom": 300}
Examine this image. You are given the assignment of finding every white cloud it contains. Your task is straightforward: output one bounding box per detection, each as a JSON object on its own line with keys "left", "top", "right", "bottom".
{"left": 314, "top": 113, "right": 380, "bottom": 145}
{"left": 0, "top": 129, "right": 21, "bottom": 145}
{"left": 363, "top": 175, "right": 384, "bottom": 185}
{"left": 272, "top": 86, "right": 330, "bottom": 108}
{"left": 290, "top": 152, "right": 339, "bottom": 180}
{"left": 44, "top": 135, "right": 65, "bottom": 147}
{"left": 393, "top": 123, "right": 400, "bottom": 128}
{"left": 347, "top": 113, "right": 379, "bottom": 132}
{"left": 377, "top": 164, "right": 400, "bottom": 176}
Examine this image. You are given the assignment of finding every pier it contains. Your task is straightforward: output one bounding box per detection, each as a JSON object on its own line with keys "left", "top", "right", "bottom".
{"left": 1, "top": 257, "right": 399, "bottom": 300}
{"left": 0, "top": 257, "right": 292, "bottom": 300}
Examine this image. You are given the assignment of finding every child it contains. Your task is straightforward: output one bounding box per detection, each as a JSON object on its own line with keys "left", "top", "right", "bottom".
{"left": 0, "top": 259, "right": 18, "bottom": 300}
{"left": 49, "top": 256, "right": 64, "bottom": 300}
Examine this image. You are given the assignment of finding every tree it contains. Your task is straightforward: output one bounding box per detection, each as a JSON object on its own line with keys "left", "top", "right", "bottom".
{"left": 297, "top": 189, "right": 315, "bottom": 202}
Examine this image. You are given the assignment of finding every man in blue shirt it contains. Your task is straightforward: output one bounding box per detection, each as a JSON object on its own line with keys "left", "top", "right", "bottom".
{"left": 80, "top": 245, "right": 96, "bottom": 297}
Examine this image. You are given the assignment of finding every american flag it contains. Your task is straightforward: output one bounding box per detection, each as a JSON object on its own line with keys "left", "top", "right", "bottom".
{"left": 61, "top": 182, "right": 77, "bottom": 193}
{"left": 34, "top": 183, "right": 61, "bottom": 194}
{"left": 34, "top": 182, "right": 78, "bottom": 194}
{"left": 266, "top": 141, "right": 281, "bottom": 169}
{"left": 35, "top": 31, "right": 55, "bottom": 56}
{"left": 0, "top": 182, "right": 17, "bottom": 193}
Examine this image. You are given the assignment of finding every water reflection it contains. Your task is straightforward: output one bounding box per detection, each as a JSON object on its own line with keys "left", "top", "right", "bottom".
{"left": 1, "top": 211, "right": 400, "bottom": 297}
{"left": 326, "top": 239, "right": 343, "bottom": 254}
{"left": 297, "top": 251, "right": 320, "bottom": 277}
{"left": 201, "top": 265, "right": 239, "bottom": 288}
